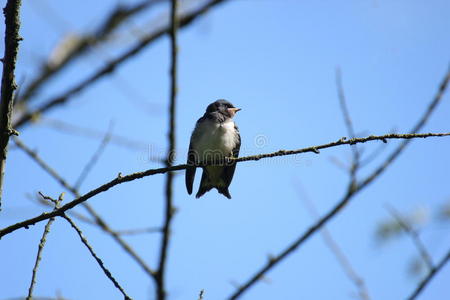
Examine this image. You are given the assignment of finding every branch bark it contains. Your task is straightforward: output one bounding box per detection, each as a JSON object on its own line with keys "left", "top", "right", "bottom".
{"left": 62, "top": 213, "right": 132, "bottom": 299}
{"left": 1, "top": 132, "right": 449, "bottom": 238}
{"left": 26, "top": 193, "right": 63, "bottom": 300}
{"left": 156, "top": 0, "right": 178, "bottom": 299}
{"left": 0, "top": 0, "right": 22, "bottom": 209}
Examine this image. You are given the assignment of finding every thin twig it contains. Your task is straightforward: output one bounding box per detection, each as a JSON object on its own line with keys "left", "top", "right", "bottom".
{"left": 156, "top": 0, "right": 178, "bottom": 298}
{"left": 26, "top": 193, "right": 64, "bottom": 300}
{"left": 227, "top": 69, "right": 450, "bottom": 299}
{"left": 296, "top": 181, "right": 370, "bottom": 300}
{"left": 13, "top": 0, "right": 230, "bottom": 129}
{"left": 386, "top": 205, "right": 434, "bottom": 271}
{"left": 2, "top": 132, "right": 450, "bottom": 238}
{"left": 406, "top": 247, "right": 450, "bottom": 300}
{"left": 0, "top": 0, "right": 22, "bottom": 209}
{"left": 62, "top": 213, "right": 132, "bottom": 300}
{"left": 74, "top": 122, "right": 113, "bottom": 189}
{"left": 336, "top": 67, "right": 360, "bottom": 178}
{"left": 12, "top": 136, "right": 157, "bottom": 278}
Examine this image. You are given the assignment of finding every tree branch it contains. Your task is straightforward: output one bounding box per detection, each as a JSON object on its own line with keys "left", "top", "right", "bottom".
{"left": 336, "top": 67, "right": 360, "bottom": 182}
{"left": 1, "top": 132, "right": 449, "bottom": 238}
{"left": 406, "top": 247, "right": 450, "bottom": 300}
{"left": 62, "top": 212, "right": 132, "bottom": 300}
{"left": 296, "top": 181, "right": 370, "bottom": 300}
{"left": 0, "top": 0, "right": 22, "bottom": 209}
{"left": 16, "top": 0, "right": 162, "bottom": 106}
{"left": 74, "top": 122, "right": 113, "bottom": 189}
{"left": 156, "top": 0, "right": 178, "bottom": 299}
{"left": 26, "top": 193, "right": 63, "bottom": 300}
{"left": 13, "top": 0, "right": 230, "bottom": 129}
{"left": 12, "top": 136, "right": 157, "bottom": 278}
{"left": 386, "top": 205, "right": 434, "bottom": 271}
{"left": 227, "top": 68, "right": 450, "bottom": 299}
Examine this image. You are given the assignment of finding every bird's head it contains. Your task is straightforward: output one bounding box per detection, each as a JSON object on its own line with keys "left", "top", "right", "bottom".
{"left": 206, "top": 99, "right": 241, "bottom": 118}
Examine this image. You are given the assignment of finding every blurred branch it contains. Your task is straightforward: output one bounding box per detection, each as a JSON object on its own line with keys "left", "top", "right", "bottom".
{"left": 12, "top": 137, "right": 157, "bottom": 278}
{"left": 359, "top": 68, "right": 450, "bottom": 190}
{"left": 198, "top": 290, "right": 205, "bottom": 300}
{"left": 61, "top": 211, "right": 132, "bottom": 300}
{"left": 115, "top": 227, "right": 162, "bottom": 235}
{"left": 74, "top": 122, "right": 113, "bottom": 189}
{"left": 26, "top": 193, "right": 63, "bottom": 300}
{"left": 0, "top": 0, "right": 22, "bottom": 209}
{"left": 336, "top": 67, "right": 360, "bottom": 179}
{"left": 36, "top": 195, "right": 160, "bottom": 235}
{"left": 296, "top": 181, "right": 370, "bottom": 300}
{"left": 39, "top": 117, "right": 161, "bottom": 156}
{"left": 2, "top": 132, "right": 450, "bottom": 238}
{"left": 227, "top": 69, "right": 450, "bottom": 299}
{"left": 386, "top": 205, "right": 433, "bottom": 271}
{"left": 156, "top": 0, "right": 178, "bottom": 298}
{"left": 17, "top": 0, "right": 162, "bottom": 105}
{"left": 406, "top": 247, "right": 450, "bottom": 300}
{"left": 13, "top": 0, "right": 230, "bottom": 129}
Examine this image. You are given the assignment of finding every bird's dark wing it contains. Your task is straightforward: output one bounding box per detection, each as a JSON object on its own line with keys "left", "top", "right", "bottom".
{"left": 185, "top": 116, "right": 204, "bottom": 195}
{"left": 185, "top": 141, "right": 196, "bottom": 195}
{"left": 221, "top": 124, "right": 241, "bottom": 189}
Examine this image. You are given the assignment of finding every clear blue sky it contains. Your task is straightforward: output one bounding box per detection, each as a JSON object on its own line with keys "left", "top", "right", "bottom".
{"left": 1, "top": 0, "right": 450, "bottom": 299}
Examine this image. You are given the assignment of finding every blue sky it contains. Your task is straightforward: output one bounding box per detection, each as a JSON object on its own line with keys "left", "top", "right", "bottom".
{"left": 1, "top": 0, "right": 450, "bottom": 299}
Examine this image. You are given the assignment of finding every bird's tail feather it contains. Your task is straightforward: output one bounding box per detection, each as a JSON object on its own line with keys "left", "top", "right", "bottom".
{"left": 196, "top": 171, "right": 213, "bottom": 198}
{"left": 195, "top": 185, "right": 213, "bottom": 198}
{"left": 217, "top": 187, "right": 232, "bottom": 199}
{"left": 196, "top": 169, "right": 232, "bottom": 199}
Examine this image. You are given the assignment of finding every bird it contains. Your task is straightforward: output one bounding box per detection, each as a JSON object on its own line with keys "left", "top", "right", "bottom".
{"left": 185, "top": 99, "right": 241, "bottom": 199}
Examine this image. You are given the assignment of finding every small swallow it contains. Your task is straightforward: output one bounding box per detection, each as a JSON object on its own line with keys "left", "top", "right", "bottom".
{"left": 185, "top": 99, "right": 241, "bottom": 199}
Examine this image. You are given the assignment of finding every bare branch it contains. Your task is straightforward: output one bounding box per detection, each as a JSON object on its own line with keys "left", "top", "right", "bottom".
{"left": 26, "top": 193, "right": 64, "bottom": 300}
{"left": 386, "top": 205, "right": 433, "bottom": 271}
{"left": 156, "top": 0, "right": 178, "bottom": 298}
{"left": 336, "top": 67, "right": 360, "bottom": 177}
{"left": 13, "top": 137, "right": 157, "bottom": 278}
{"left": 0, "top": 0, "right": 22, "bottom": 209}
{"left": 17, "top": 0, "right": 162, "bottom": 105}
{"left": 227, "top": 69, "right": 450, "bottom": 299}
{"left": 406, "top": 247, "right": 450, "bottom": 300}
{"left": 359, "top": 68, "right": 450, "bottom": 190}
{"left": 13, "top": 0, "right": 230, "bottom": 129}
{"left": 2, "top": 132, "right": 449, "bottom": 238}
{"left": 62, "top": 213, "right": 132, "bottom": 300}
{"left": 74, "top": 122, "right": 113, "bottom": 189}
{"left": 296, "top": 181, "right": 370, "bottom": 300}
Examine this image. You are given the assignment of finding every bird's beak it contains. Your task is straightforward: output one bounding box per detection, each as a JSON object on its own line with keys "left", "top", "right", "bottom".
{"left": 227, "top": 107, "right": 241, "bottom": 117}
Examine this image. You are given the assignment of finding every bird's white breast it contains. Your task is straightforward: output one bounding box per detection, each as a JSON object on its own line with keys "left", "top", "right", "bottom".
{"left": 192, "top": 119, "right": 238, "bottom": 162}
